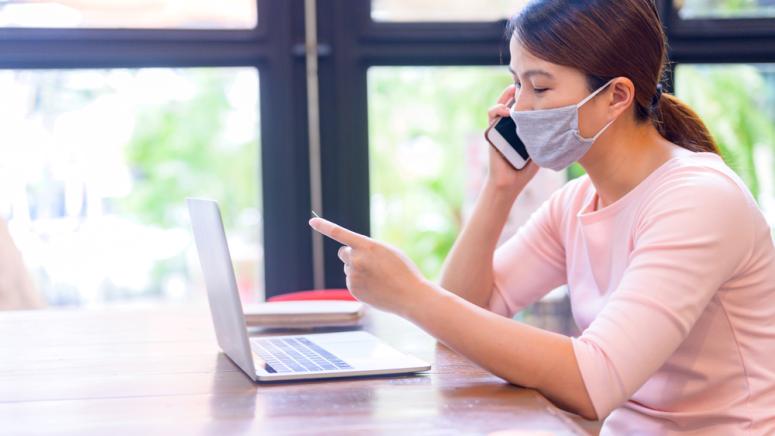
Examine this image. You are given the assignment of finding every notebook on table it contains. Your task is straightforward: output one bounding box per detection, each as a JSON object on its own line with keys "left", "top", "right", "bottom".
{"left": 243, "top": 300, "right": 365, "bottom": 328}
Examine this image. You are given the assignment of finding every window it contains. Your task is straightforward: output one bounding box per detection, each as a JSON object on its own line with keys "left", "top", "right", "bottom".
{"left": 0, "top": 68, "right": 262, "bottom": 306}
{"left": 368, "top": 66, "right": 565, "bottom": 279}
{"left": 3, "top": 1, "right": 775, "bottom": 309}
{"left": 368, "top": 66, "right": 500, "bottom": 279}
{"left": 0, "top": 1, "right": 315, "bottom": 307}
{"left": 676, "top": 0, "right": 775, "bottom": 19}
{"left": 0, "top": 0, "right": 257, "bottom": 29}
{"left": 675, "top": 63, "right": 775, "bottom": 228}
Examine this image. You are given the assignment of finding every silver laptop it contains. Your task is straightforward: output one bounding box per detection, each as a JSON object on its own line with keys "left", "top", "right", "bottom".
{"left": 187, "top": 198, "right": 431, "bottom": 382}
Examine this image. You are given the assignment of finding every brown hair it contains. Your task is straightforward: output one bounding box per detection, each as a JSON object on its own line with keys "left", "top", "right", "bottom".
{"left": 507, "top": 0, "right": 719, "bottom": 154}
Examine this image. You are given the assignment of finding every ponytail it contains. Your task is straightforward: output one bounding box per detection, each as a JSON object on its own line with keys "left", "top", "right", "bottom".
{"left": 653, "top": 93, "right": 720, "bottom": 154}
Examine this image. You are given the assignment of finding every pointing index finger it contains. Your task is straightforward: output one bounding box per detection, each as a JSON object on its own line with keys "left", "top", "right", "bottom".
{"left": 309, "top": 217, "right": 370, "bottom": 248}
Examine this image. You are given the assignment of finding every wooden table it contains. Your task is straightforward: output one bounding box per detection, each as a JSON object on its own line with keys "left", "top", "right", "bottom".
{"left": 0, "top": 307, "right": 591, "bottom": 435}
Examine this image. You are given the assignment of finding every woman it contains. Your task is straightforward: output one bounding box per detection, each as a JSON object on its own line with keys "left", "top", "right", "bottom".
{"left": 309, "top": 0, "right": 775, "bottom": 433}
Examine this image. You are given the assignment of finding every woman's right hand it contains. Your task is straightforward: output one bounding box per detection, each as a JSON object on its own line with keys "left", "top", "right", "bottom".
{"left": 486, "top": 84, "right": 539, "bottom": 192}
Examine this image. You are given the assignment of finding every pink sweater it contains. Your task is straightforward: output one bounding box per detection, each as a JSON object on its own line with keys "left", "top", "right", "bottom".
{"left": 489, "top": 152, "right": 775, "bottom": 434}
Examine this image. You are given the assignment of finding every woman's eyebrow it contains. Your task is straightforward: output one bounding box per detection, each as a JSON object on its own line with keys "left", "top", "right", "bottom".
{"left": 508, "top": 66, "right": 554, "bottom": 80}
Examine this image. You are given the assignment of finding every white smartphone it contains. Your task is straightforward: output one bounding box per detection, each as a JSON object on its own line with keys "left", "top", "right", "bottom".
{"left": 485, "top": 114, "right": 530, "bottom": 170}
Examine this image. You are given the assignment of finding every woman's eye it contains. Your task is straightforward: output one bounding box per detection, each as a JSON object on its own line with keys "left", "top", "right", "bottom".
{"left": 534, "top": 88, "right": 548, "bottom": 94}
{"left": 514, "top": 81, "right": 522, "bottom": 89}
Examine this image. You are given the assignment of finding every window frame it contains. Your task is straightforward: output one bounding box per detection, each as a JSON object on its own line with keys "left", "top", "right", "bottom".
{"left": 658, "top": 1, "right": 775, "bottom": 65}
{"left": 664, "top": 0, "right": 775, "bottom": 39}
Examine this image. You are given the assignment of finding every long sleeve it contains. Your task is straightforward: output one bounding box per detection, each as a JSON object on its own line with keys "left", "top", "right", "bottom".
{"left": 571, "top": 170, "right": 756, "bottom": 419}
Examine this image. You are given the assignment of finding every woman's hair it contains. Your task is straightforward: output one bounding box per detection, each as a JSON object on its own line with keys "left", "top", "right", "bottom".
{"left": 507, "top": 0, "right": 719, "bottom": 154}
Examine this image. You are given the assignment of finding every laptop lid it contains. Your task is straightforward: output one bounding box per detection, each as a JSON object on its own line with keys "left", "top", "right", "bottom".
{"left": 187, "top": 198, "right": 257, "bottom": 380}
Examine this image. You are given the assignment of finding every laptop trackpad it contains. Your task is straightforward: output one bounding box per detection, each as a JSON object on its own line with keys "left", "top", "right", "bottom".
{"left": 308, "top": 331, "right": 426, "bottom": 370}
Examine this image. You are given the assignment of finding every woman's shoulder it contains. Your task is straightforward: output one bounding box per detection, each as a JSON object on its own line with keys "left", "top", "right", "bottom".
{"left": 648, "top": 152, "right": 758, "bottom": 208}
{"left": 633, "top": 152, "right": 771, "bottom": 275}
{"left": 637, "top": 152, "right": 767, "bottom": 240}
{"left": 545, "top": 151, "right": 762, "bottom": 227}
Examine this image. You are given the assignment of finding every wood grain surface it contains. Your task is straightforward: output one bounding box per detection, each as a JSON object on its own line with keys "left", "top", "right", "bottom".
{"left": 0, "top": 307, "right": 594, "bottom": 435}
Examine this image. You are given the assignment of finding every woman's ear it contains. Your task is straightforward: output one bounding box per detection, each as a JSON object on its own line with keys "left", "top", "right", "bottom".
{"left": 609, "top": 77, "right": 635, "bottom": 118}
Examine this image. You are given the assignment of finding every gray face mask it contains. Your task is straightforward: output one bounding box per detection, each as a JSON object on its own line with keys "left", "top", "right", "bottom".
{"left": 509, "top": 78, "right": 616, "bottom": 171}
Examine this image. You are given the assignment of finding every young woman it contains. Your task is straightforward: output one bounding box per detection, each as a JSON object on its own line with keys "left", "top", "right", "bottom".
{"left": 309, "top": 1, "right": 775, "bottom": 433}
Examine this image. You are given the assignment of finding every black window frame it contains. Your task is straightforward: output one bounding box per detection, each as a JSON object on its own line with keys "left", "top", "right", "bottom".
{"left": 665, "top": 1, "right": 775, "bottom": 39}
{"left": 659, "top": 1, "right": 775, "bottom": 64}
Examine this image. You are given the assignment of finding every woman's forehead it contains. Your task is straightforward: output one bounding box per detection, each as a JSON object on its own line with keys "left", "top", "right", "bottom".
{"left": 508, "top": 35, "right": 578, "bottom": 79}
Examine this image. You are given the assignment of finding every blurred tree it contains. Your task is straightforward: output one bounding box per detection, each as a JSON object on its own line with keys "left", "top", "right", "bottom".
{"left": 119, "top": 70, "right": 259, "bottom": 230}
{"left": 677, "top": 64, "right": 775, "bottom": 201}
{"left": 369, "top": 67, "right": 511, "bottom": 279}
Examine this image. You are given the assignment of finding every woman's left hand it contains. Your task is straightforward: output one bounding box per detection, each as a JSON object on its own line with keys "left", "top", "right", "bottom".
{"left": 309, "top": 217, "right": 429, "bottom": 316}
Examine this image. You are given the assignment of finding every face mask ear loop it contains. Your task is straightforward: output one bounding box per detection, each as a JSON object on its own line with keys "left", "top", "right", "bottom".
{"left": 588, "top": 118, "right": 616, "bottom": 142}
{"left": 575, "top": 78, "right": 617, "bottom": 141}
{"left": 576, "top": 78, "right": 616, "bottom": 109}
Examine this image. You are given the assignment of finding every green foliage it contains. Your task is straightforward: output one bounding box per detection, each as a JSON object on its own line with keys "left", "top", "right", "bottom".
{"left": 368, "top": 67, "right": 512, "bottom": 279}
{"left": 676, "top": 65, "right": 775, "bottom": 201}
{"left": 118, "top": 70, "right": 259, "bottom": 229}
{"left": 681, "top": 0, "right": 775, "bottom": 18}
{"left": 567, "top": 162, "right": 586, "bottom": 180}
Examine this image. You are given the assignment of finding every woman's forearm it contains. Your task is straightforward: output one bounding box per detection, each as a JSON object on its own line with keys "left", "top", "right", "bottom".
{"left": 438, "top": 181, "right": 521, "bottom": 307}
{"left": 407, "top": 281, "right": 597, "bottom": 420}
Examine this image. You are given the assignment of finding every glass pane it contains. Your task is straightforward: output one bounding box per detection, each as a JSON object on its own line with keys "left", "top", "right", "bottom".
{"left": 371, "top": 0, "right": 527, "bottom": 22}
{"left": 0, "top": 0, "right": 256, "bottom": 29}
{"left": 675, "top": 63, "right": 775, "bottom": 229}
{"left": 0, "top": 67, "right": 262, "bottom": 308}
{"left": 367, "top": 66, "right": 567, "bottom": 281}
{"left": 677, "top": 0, "right": 775, "bottom": 19}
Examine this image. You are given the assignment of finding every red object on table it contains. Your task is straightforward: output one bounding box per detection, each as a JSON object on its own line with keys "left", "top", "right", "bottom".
{"left": 266, "top": 289, "right": 356, "bottom": 302}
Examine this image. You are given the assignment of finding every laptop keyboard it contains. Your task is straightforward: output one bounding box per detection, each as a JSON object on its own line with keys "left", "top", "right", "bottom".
{"left": 251, "top": 336, "right": 353, "bottom": 374}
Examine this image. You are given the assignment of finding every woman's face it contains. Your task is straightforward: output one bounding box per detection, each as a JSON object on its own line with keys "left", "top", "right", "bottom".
{"left": 508, "top": 35, "right": 612, "bottom": 139}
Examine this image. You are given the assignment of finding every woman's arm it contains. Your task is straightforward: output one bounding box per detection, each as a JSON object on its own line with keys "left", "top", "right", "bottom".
{"left": 438, "top": 181, "right": 524, "bottom": 307}
{"left": 409, "top": 280, "right": 598, "bottom": 420}
{"left": 310, "top": 216, "right": 590, "bottom": 417}
{"left": 440, "top": 163, "right": 569, "bottom": 315}
{"left": 439, "top": 84, "right": 539, "bottom": 307}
